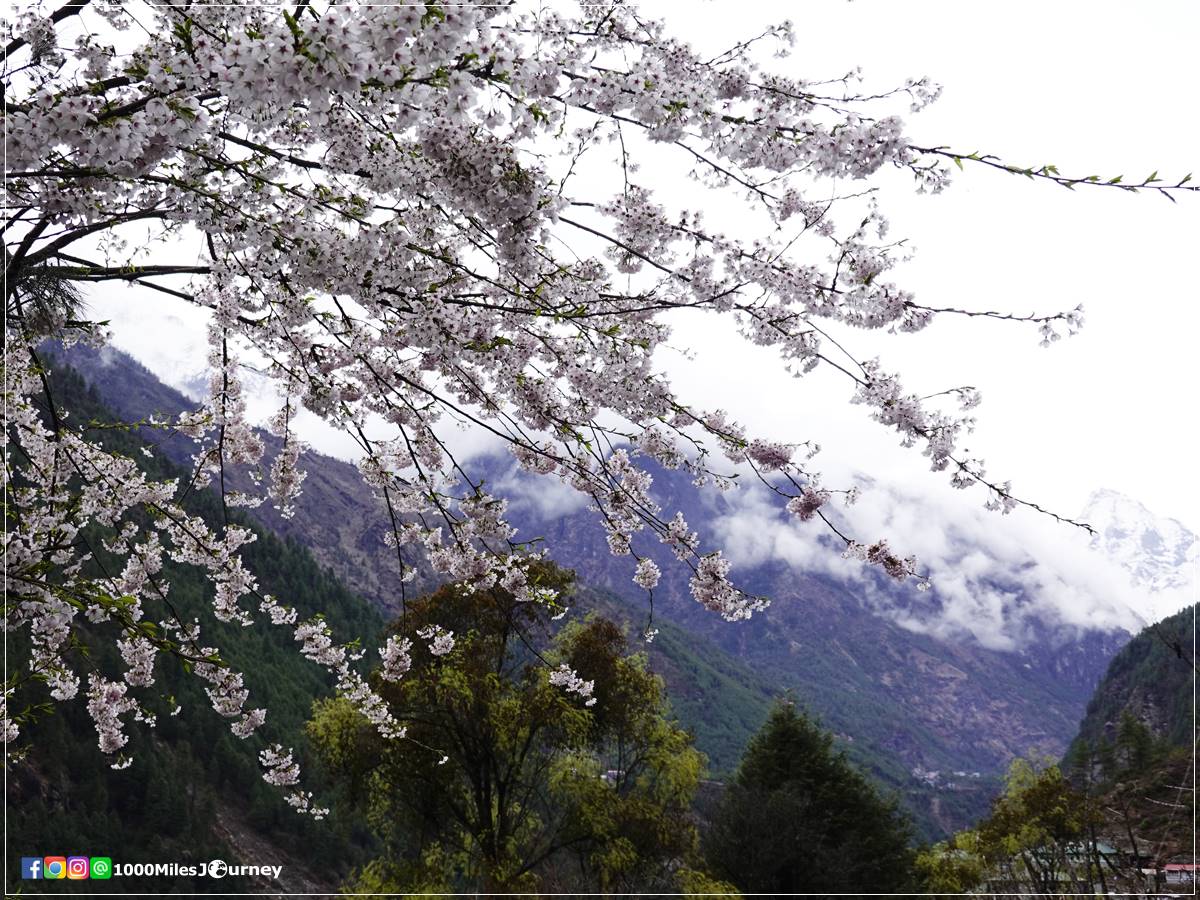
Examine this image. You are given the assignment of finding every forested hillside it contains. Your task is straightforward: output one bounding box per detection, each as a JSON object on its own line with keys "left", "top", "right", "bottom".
{"left": 1064, "top": 604, "right": 1196, "bottom": 865}
{"left": 1068, "top": 604, "right": 1195, "bottom": 753}
{"left": 5, "top": 361, "right": 789, "bottom": 891}
{"left": 915, "top": 610, "right": 1195, "bottom": 894}
{"left": 7, "top": 366, "right": 383, "bottom": 893}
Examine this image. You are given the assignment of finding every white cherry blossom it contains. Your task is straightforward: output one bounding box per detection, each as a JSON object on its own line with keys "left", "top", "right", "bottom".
{"left": 4, "top": 0, "right": 1159, "bottom": 813}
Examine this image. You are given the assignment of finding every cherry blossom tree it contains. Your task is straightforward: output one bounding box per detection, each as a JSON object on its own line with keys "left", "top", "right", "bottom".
{"left": 4, "top": 0, "right": 1194, "bottom": 811}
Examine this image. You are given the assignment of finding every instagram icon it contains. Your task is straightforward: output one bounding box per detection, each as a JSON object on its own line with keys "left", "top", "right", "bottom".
{"left": 67, "top": 857, "right": 90, "bottom": 879}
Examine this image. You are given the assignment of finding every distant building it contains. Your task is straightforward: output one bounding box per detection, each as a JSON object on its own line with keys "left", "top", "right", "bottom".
{"left": 1163, "top": 862, "right": 1198, "bottom": 885}
{"left": 981, "top": 841, "right": 1120, "bottom": 895}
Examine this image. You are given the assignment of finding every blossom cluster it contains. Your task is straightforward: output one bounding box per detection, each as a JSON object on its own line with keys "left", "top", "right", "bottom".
{"left": 295, "top": 618, "right": 406, "bottom": 739}
{"left": 3, "top": 0, "right": 1089, "bottom": 815}
{"left": 85, "top": 675, "right": 138, "bottom": 761}
{"left": 416, "top": 625, "right": 456, "bottom": 657}
{"left": 379, "top": 635, "right": 414, "bottom": 682}
{"left": 548, "top": 664, "right": 597, "bottom": 707}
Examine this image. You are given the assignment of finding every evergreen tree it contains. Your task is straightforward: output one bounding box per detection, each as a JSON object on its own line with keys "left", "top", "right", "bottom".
{"left": 1097, "top": 737, "right": 1118, "bottom": 782}
{"left": 702, "top": 701, "right": 914, "bottom": 893}
{"left": 1064, "top": 738, "right": 1097, "bottom": 789}
{"left": 1115, "top": 710, "right": 1157, "bottom": 774}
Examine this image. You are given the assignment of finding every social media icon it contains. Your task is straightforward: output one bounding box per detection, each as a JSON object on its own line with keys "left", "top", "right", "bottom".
{"left": 67, "top": 856, "right": 89, "bottom": 879}
{"left": 90, "top": 857, "right": 113, "bottom": 879}
{"left": 20, "top": 857, "right": 42, "bottom": 879}
{"left": 43, "top": 856, "right": 67, "bottom": 879}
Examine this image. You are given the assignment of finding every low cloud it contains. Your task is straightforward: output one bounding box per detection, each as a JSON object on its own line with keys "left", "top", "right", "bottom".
{"left": 710, "top": 472, "right": 1173, "bottom": 651}
{"left": 491, "top": 457, "right": 591, "bottom": 524}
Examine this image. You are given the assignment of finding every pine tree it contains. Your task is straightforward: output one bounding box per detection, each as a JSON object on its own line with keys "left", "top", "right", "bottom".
{"left": 1097, "top": 737, "right": 1118, "bottom": 782}
{"left": 702, "top": 702, "right": 914, "bottom": 893}
{"left": 1115, "top": 711, "right": 1156, "bottom": 774}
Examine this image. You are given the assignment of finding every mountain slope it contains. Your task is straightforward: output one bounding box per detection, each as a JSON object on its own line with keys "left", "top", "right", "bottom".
{"left": 1068, "top": 604, "right": 1195, "bottom": 752}
{"left": 1062, "top": 605, "right": 1196, "bottom": 868}
{"left": 494, "top": 459, "right": 1127, "bottom": 836}
{"left": 43, "top": 342, "right": 430, "bottom": 612}
{"left": 46, "top": 343, "right": 1131, "bottom": 838}
{"left": 7, "top": 364, "right": 380, "bottom": 893}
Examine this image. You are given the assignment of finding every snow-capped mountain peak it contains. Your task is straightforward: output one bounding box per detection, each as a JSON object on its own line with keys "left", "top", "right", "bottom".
{"left": 1083, "top": 489, "right": 1197, "bottom": 602}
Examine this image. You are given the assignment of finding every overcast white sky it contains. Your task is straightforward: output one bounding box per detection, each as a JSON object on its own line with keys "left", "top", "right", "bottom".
{"left": 91, "top": 0, "right": 1199, "bottom": 541}
{"left": 662, "top": 0, "right": 1200, "bottom": 532}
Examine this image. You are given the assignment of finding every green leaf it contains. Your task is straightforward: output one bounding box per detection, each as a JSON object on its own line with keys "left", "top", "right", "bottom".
{"left": 421, "top": 3, "right": 446, "bottom": 26}
{"left": 1107, "top": 175, "right": 1123, "bottom": 184}
{"left": 952, "top": 156, "right": 963, "bottom": 171}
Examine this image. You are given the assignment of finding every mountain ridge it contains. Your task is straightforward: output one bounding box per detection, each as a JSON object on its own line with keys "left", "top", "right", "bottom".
{"left": 47, "top": 342, "right": 1138, "bottom": 837}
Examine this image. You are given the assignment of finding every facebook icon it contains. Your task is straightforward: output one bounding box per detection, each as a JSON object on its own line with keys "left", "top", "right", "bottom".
{"left": 21, "top": 857, "right": 42, "bottom": 879}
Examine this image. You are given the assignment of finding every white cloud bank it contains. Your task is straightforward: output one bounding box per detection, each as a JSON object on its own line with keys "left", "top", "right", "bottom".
{"left": 710, "top": 472, "right": 1188, "bottom": 651}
